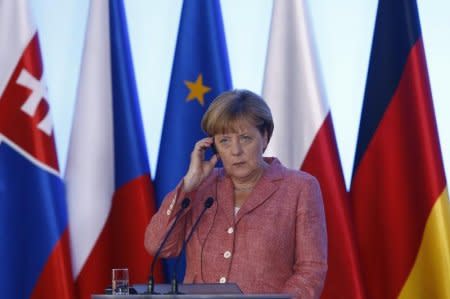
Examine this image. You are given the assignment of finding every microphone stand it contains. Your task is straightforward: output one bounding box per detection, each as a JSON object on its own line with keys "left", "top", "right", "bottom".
{"left": 169, "top": 197, "right": 214, "bottom": 294}
{"left": 147, "top": 197, "right": 191, "bottom": 294}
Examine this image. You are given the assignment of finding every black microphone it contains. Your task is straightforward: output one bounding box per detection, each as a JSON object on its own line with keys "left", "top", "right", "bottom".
{"left": 147, "top": 197, "right": 191, "bottom": 294}
{"left": 169, "top": 197, "right": 215, "bottom": 294}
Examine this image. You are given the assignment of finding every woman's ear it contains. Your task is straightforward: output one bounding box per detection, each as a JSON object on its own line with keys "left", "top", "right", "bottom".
{"left": 262, "top": 131, "right": 269, "bottom": 152}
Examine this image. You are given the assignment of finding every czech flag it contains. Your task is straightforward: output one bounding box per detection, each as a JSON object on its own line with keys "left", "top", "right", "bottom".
{"left": 65, "top": 1, "right": 162, "bottom": 298}
{"left": 350, "top": 1, "right": 450, "bottom": 298}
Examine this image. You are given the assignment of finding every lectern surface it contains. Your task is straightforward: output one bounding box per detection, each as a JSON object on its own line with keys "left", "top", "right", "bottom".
{"left": 133, "top": 283, "right": 243, "bottom": 295}
{"left": 92, "top": 295, "right": 292, "bottom": 299}
{"left": 93, "top": 283, "right": 292, "bottom": 298}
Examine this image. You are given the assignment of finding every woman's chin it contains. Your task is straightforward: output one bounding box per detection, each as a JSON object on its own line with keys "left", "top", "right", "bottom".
{"left": 228, "top": 169, "right": 255, "bottom": 181}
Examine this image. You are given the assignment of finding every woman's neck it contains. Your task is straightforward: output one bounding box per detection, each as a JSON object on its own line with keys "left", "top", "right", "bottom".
{"left": 231, "top": 162, "right": 267, "bottom": 191}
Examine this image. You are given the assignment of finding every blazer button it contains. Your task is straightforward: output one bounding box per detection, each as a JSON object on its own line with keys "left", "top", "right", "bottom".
{"left": 219, "top": 277, "right": 227, "bottom": 283}
{"left": 227, "top": 227, "right": 234, "bottom": 234}
{"left": 224, "top": 251, "right": 231, "bottom": 259}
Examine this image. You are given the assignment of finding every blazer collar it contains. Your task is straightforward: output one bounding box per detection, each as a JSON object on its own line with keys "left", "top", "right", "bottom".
{"left": 216, "top": 157, "right": 285, "bottom": 225}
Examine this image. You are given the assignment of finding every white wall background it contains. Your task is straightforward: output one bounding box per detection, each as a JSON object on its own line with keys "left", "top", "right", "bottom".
{"left": 29, "top": 0, "right": 449, "bottom": 188}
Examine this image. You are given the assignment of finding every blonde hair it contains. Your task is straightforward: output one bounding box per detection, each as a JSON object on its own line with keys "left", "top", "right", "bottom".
{"left": 201, "top": 89, "right": 274, "bottom": 142}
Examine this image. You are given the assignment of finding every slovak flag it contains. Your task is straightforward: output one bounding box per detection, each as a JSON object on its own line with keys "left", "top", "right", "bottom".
{"left": 0, "top": 1, "right": 74, "bottom": 299}
{"left": 65, "top": 1, "right": 162, "bottom": 298}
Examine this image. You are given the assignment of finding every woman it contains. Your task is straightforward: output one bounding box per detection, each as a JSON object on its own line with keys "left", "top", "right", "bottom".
{"left": 145, "top": 89, "right": 327, "bottom": 299}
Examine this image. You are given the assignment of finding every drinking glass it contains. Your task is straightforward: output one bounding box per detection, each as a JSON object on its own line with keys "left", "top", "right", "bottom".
{"left": 112, "top": 268, "right": 129, "bottom": 295}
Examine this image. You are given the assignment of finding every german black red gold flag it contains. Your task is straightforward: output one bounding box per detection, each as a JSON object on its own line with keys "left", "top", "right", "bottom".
{"left": 350, "top": 1, "right": 450, "bottom": 298}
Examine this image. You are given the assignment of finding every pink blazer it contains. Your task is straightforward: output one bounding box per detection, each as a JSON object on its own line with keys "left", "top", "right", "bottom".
{"left": 145, "top": 158, "right": 327, "bottom": 299}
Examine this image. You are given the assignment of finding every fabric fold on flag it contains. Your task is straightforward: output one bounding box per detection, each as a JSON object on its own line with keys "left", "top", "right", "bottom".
{"left": 155, "top": 0, "right": 232, "bottom": 282}
{"left": 65, "top": 1, "right": 162, "bottom": 298}
{"left": 350, "top": 1, "right": 450, "bottom": 298}
{"left": 262, "top": 1, "right": 366, "bottom": 298}
{"left": 0, "top": 1, "right": 74, "bottom": 298}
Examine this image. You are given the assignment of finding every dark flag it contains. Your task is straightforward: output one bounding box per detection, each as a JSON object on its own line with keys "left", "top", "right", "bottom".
{"left": 350, "top": 1, "right": 450, "bottom": 298}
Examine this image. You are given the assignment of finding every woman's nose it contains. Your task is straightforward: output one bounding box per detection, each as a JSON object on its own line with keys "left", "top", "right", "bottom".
{"left": 230, "top": 140, "right": 243, "bottom": 155}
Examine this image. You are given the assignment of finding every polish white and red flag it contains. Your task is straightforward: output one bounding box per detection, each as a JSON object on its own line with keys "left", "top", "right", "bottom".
{"left": 0, "top": 1, "right": 74, "bottom": 298}
{"left": 65, "top": 1, "right": 162, "bottom": 298}
{"left": 262, "top": 1, "right": 366, "bottom": 298}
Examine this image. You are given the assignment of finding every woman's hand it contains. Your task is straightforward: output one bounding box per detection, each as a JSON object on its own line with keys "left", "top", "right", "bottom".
{"left": 183, "top": 137, "right": 219, "bottom": 193}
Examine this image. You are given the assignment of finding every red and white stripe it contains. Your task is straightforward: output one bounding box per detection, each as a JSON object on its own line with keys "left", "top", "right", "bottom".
{"left": 263, "top": 1, "right": 366, "bottom": 298}
{"left": 262, "top": 0, "right": 327, "bottom": 169}
{"left": 0, "top": 0, "right": 36, "bottom": 101}
{"left": 65, "top": 0, "right": 114, "bottom": 287}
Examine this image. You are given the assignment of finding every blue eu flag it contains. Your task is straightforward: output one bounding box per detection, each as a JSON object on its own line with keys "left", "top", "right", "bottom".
{"left": 154, "top": 0, "right": 232, "bottom": 282}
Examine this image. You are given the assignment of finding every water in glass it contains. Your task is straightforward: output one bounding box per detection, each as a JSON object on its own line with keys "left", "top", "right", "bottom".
{"left": 112, "top": 268, "right": 129, "bottom": 295}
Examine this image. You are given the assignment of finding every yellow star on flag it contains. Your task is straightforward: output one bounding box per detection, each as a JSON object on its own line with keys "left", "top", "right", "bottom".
{"left": 184, "top": 74, "right": 211, "bottom": 106}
